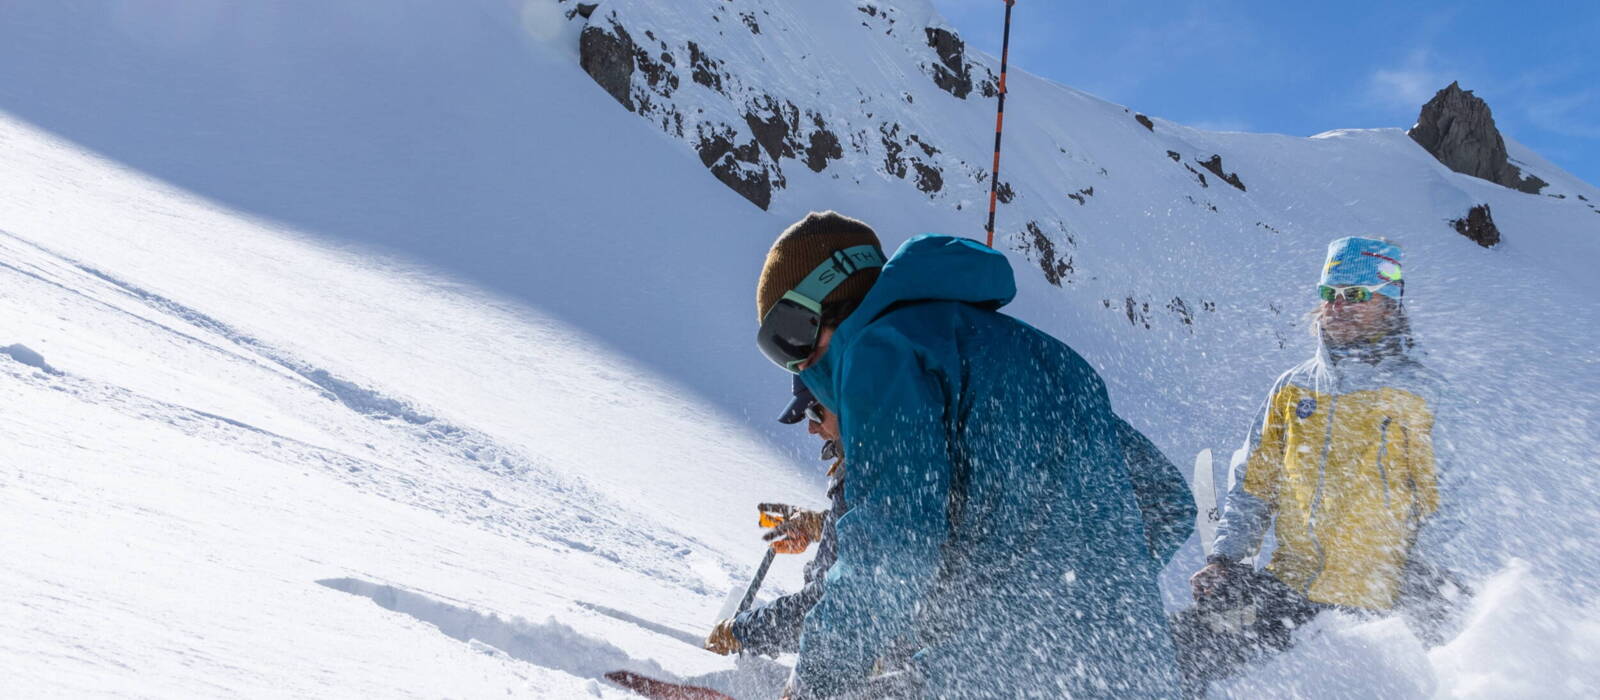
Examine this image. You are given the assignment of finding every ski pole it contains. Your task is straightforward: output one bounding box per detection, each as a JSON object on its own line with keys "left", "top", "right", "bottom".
{"left": 735, "top": 547, "right": 777, "bottom": 614}
{"left": 984, "top": 0, "right": 1017, "bottom": 248}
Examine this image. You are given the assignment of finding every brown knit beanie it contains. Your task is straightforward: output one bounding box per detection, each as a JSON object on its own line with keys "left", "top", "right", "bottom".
{"left": 756, "top": 211, "right": 884, "bottom": 322}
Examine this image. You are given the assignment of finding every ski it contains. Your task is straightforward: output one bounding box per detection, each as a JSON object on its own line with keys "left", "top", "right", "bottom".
{"left": 1193, "top": 448, "right": 1218, "bottom": 556}
{"left": 1225, "top": 446, "right": 1254, "bottom": 567}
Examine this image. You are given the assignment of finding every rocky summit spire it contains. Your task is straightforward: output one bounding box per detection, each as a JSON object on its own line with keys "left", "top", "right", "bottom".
{"left": 1408, "top": 82, "right": 1547, "bottom": 194}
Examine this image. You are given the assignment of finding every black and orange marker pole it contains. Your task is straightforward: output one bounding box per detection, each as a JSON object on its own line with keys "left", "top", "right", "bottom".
{"left": 984, "top": 0, "right": 1017, "bottom": 248}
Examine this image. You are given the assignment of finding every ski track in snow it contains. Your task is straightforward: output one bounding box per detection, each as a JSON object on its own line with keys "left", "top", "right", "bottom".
{"left": 317, "top": 577, "right": 790, "bottom": 699}
{"left": 1, "top": 229, "right": 732, "bottom": 597}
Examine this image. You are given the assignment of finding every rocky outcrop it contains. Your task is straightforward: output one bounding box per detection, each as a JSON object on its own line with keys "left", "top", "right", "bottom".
{"left": 1197, "top": 154, "right": 1246, "bottom": 192}
{"left": 803, "top": 116, "right": 843, "bottom": 173}
{"left": 571, "top": 7, "right": 961, "bottom": 210}
{"left": 924, "top": 27, "right": 972, "bottom": 99}
{"left": 1409, "top": 82, "right": 1547, "bottom": 194}
{"left": 579, "top": 24, "right": 636, "bottom": 111}
{"left": 1450, "top": 203, "right": 1501, "bottom": 247}
{"left": 695, "top": 123, "right": 774, "bottom": 210}
{"left": 1020, "top": 221, "right": 1074, "bottom": 286}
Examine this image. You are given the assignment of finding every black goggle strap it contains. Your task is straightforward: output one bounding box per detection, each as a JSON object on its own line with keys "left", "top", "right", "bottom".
{"left": 786, "top": 244, "right": 887, "bottom": 312}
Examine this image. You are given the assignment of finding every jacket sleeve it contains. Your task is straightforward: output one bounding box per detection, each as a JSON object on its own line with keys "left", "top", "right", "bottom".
{"left": 793, "top": 329, "right": 952, "bottom": 697}
{"left": 1113, "top": 416, "right": 1195, "bottom": 566}
{"left": 1212, "top": 376, "right": 1290, "bottom": 562}
{"left": 731, "top": 577, "right": 826, "bottom": 656}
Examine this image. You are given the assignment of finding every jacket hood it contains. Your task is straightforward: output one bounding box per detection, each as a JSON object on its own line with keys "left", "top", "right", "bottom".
{"left": 800, "top": 234, "right": 1014, "bottom": 410}
{"left": 842, "top": 234, "right": 1015, "bottom": 331}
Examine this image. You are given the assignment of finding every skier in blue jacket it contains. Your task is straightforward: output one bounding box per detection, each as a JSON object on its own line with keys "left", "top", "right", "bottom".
{"left": 753, "top": 211, "right": 1182, "bottom": 698}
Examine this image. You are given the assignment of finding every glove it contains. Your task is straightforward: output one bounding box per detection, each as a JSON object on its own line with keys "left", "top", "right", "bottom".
{"left": 1398, "top": 556, "right": 1471, "bottom": 646}
{"left": 703, "top": 618, "right": 741, "bottom": 655}
{"left": 758, "top": 503, "right": 826, "bottom": 554}
{"left": 1190, "top": 555, "right": 1253, "bottom": 603}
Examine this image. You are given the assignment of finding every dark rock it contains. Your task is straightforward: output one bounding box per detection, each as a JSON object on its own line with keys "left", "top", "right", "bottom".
{"left": 695, "top": 126, "right": 735, "bottom": 168}
{"left": 687, "top": 41, "right": 724, "bottom": 93}
{"left": 579, "top": 25, "right": 636, "bottom": 111}
{"left": 695, "top": 122, "right": 775, "bottom": 210}
{"left": 744, "top": 99, "right": 798, "bottom": 162}
{"left": 1409, "top": 82, "right": 1547, "bottom": 194}
{"left": 1134, "top": 113, "right": 1154, "bottom": 131}
{"left": 913, "top": 162, "right": 943, "bottom": 194}
{"left": 1184, "top": 163, "right": 1208, "bottom": 188}
{"left": 740, "top": 11, "right": 760, "bottom": 34}
{"left": 633, "top": 46, "right": 677, "bottom": 96}
{"left": 1067, "top": 187, "right": 1093, "bottom": 205}
{"left": 908, "top": 134, "right": 939, "bottom": 157}
{"left": 1167, "top": 150, "right": 1180, "bottom": 162}
{"left": 1450, "top": 203, "right": 1500, "bottom": 247}
{"left": 1184, "top": 195, "right": 1216, "bottom": 212}
{"left": 880, "top": 123, "right": 908, "bottom": 178}
{"left": 744, "top": 111, "right": 787, "bottom": 162}
{"left": 1196, "top": 154, "right": 1246, "bottom": 191}
{"left": 995, "top": 181, "right": 1015, "bottom": 204}
{"left": 1022, "top": 221, "right": 1074, "bottom": 286}
{"left": 576, "top": 3, "right": 598, "bottom": 19}
{"left": 709, "top": 154, "right": 772, "bottom": 210}
{"left": 924, "top": 27, "right": 973, "bottom": 99}
{"left": 803, "top": 116, "right": 843, "bottom": 173}
{"left": 1167, "top": 297, "right": 1194, "bottom": 328}
{"left": 1124, "top": 297, "right": 1151, "bottom": 329}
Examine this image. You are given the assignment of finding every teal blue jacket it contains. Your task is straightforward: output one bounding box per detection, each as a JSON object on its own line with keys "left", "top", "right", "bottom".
{"left": 794, "top": 235, "right": 1181, "bottom": 697}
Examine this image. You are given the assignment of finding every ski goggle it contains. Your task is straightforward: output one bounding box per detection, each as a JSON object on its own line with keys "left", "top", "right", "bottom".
{"left": 757, "top": 245, "right": 886, "bottom": 372}
{"left": 1318, "top": 282, "right": 1397, "bottom": 304}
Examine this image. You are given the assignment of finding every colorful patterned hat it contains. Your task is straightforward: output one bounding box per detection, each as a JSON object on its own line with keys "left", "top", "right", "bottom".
{"left": 1320, "top": 237, "right": 1403, "bottom": 299}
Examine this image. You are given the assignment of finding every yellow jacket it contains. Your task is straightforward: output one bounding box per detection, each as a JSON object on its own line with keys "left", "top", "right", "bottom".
{"left": 1213, "top": 344, "right": 1451, "bottom": 610}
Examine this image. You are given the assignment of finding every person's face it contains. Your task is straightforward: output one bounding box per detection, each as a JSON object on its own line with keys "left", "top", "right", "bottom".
{"left": 807, "top": 403, "right": 841, "bottom": 442}
{"left": 1320, "top": 294, "right": 1398, "bottom": 346}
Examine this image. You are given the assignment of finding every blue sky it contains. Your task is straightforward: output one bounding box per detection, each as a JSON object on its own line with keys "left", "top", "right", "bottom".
{"left": 930, "top": 1, "right": 1600, "bottom": 187}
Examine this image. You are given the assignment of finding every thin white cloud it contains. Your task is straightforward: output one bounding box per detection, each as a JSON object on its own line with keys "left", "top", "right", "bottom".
{"left": 1368, "top": 49, "right": 1449, "bottom": 109}
{"left": 1524, "top": 90, "right": 1600, "bottom": 140}
{"left": 1188, "top": 119, "right": 1254, "bottom": 133}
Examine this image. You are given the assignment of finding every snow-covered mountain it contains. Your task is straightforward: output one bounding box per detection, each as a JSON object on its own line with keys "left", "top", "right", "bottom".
{"left": 3, "top": 0, "right": 1597, "bottom": 696}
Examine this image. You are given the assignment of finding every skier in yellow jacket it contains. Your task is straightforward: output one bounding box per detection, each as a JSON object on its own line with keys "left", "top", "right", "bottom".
{"left": 1178, "top": 237, "right": 1468, "bottom": 695}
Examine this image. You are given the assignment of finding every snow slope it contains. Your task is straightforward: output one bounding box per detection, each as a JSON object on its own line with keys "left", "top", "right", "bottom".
{"left": 3, "top": 0, "right": 1599, "bottom": 697}
{"left": 0, "top": 114, "right": 806, "bottom": 697}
